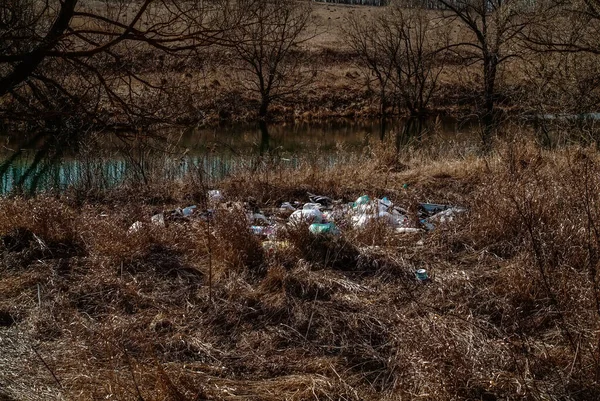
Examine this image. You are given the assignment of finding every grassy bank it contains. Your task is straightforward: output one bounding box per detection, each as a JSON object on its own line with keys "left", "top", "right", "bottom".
{"left": 2, "top": 137, "right": 600, "bottom": 400}
{"left": 15, "top": 4, "right": 507, "bottom": 128}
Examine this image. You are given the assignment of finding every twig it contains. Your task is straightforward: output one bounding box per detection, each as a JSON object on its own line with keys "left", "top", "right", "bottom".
{"left": 122, "top": 347, "right": 145, "bottom": 401}
{"left": 32, "top": 345, "right": 64, "bottom": 392}
{"left": 304, "top": 288, "right": 318, "bottom": 341}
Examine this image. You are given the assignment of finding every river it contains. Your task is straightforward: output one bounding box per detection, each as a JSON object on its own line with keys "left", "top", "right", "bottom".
{"left": 0, "top": 117, "right": 490, "bottom": 195}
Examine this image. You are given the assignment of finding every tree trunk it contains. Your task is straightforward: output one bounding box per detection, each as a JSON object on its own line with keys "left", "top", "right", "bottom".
{"left": 259, "top": 120, "right": 270, "bottom": 155}
{"left": 484, "top": 55, "right": 497, "bottom": 117}
{"left": 380, "top": 89, "right": 387, "bottom": 118}
{"left": 482, "top": 53, "right": 498, "bottom": 144}
{"left": 258, "top": 98, "right": 270, "bottom": 120}
{"left": 379, "top": 117, "right": 387, "bottom": 141}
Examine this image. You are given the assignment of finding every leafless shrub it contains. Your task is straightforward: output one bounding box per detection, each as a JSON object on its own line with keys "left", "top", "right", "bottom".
{"left": 227, "top": 0, "right": 317, "bottom": 119}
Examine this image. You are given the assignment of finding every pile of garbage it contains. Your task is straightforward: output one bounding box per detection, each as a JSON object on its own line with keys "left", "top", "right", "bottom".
{"left": 125, "top": 190, "right": 465, "bottom": 283}
{"left": 128, "top": 190, "right": 466, "bottom": 239}
{"left": 280, "top": 193, "right": 465, "bottom": 235}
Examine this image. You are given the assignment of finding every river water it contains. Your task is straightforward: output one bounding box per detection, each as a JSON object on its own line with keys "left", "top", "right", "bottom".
{"left": 0, "top": 118, "right": 484, "bottom": 195}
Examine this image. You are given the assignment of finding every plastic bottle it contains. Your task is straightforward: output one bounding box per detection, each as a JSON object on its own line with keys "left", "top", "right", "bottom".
{"left": 352, "top": 195, "right": 370, "bottom": 208}
{"left": 309, "top": 222, "right": 339, "bottom": 235}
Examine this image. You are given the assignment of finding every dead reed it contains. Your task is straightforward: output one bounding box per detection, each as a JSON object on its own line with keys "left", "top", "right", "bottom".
{"left": 2, "top": 136, "right": 600, "bottom": 400}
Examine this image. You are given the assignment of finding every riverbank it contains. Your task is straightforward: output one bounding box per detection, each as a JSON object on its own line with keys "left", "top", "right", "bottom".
{"left": 2, "top": 138, "right": 599, "bottom": 400}
{"left": 145, "top": 3, "right": 534, "bottom": 126}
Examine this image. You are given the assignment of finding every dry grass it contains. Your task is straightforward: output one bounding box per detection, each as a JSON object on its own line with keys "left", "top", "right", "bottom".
{"left": 2, "top": 135, "right": 600, "bottom": 400}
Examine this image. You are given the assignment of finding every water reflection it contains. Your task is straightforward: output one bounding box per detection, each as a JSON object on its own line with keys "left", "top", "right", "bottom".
{"left": 259, "top": 121, "right": 271, "bottom": 155}
{"left": 0, "top": 117, "right": 479, "bottom": 195}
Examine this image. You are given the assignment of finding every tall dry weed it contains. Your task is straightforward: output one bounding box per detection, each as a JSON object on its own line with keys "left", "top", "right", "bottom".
{"left": 213, "top": 207, "right": 265, "bottom": 275}
{"left": 5, "top": 136, "right": 600, "bottom": 400}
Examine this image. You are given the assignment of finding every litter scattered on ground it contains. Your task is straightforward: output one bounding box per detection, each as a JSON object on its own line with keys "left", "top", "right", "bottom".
{"left": 308, "top": 192, "right": 334, "bottom": 207}
{"left": 129, "top": 191, "right": 466, "bottom": 246}
{"left": 127, "top": 221, "right": 144, "bottom": 234}
{"left": 250, "top": 212, "right": 269, "bottom": 225}
{"left": 351, "top": 196, "right": 408, "bottom": 229}
{"left": 395, "top": 227, "right": 424, "bottom": 234}
{"left": 262, "top": 240, "right": 290, "bottom": 254}
{"left": 182, "top": 205, "right": 196, "bottom": 216}
{"left": 208, "top": 189, "right": 223, "bottom": 203}
{"left": 130, "top": 204, "right": 207, "bottom": 233}
{"left": 289, "top": 208, "right": 324, "bottom": 225}
{"left": 280, "top": 202, "right": 297, "bottom": 211}
{"left": 415, "top": 268, "right": 429, "bottom": 281}
{"left": 309, "top": 222, "right": 339, "bottom": 235}
{"left": 427, "top": 206, "right": 467, "bottom": 224}
{"left": 250, "top": 225, "right": 277, "bottom": 237}
{"left": 151, "top": 213, "right": 165, "bottom": 227}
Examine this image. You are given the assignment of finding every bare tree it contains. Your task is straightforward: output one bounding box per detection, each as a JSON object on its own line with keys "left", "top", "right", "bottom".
{"left": 227, "top": 0, "right": 315, "bottom": 119}
{"left": 344, "top": 11, "right": 395, "bottom": 117}
{"left": 345, "top": 3, "right": 448, "bottom": 118}
{"left": 431, "top": 0, "right": 544, "bottom": 137}
{"left": 526, "top": 0, "right": 600, "bottom": 55}
{"left": 386, "top": 6, "right": 448, "bottom": 117}
{"left": 0, "top": 0, "right": 237, "bottom": 131}
{"left": 519, "top": 0, "right": 600, "bottom": 144}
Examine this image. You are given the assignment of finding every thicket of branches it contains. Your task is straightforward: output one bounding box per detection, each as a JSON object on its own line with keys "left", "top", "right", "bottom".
{"left": 0, "top": 0, "right": 313, "bottom": 133}
{"left": 2, "top": 0, "right": 600, "bottom": 138}
{"left": 1, "top": 0, "right": 225, "bottom": 131}
{"left": 346, "top": 0, "right": 600, "bottom": 140}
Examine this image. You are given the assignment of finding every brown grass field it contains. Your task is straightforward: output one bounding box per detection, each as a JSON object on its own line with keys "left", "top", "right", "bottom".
{"left": 2, "top": 135, "right": 600, "bottom": 400}
{"left": 2, "top": 2, "right": 600, "bottom": 400}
